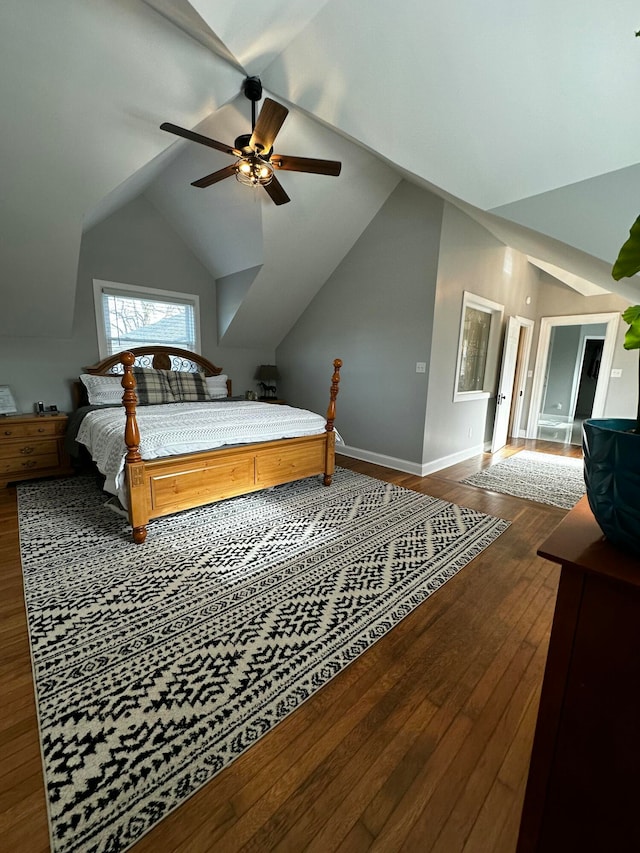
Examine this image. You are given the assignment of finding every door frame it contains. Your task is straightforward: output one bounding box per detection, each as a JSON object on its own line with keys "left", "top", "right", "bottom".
{"left": 526, "top": 312, "right": 620, "bottom": 439}
{"left": 490, "top": 315, "right": 535, "bottom": 452}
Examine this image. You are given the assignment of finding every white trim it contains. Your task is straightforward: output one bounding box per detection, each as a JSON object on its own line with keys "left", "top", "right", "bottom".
{"left": 337, "top": 445, "right": 425, "bottom": 476}
{"left": 93, "top": 278, "right": 202, "bottom": 359}
{"left": 337, "top": 442, "right": 487, "bottom": 478}
{"left": 453, "top": 291, "right": 504, "bottom": 403}
{"left": 508, "top": 316, "right": 535, "bottom": 439}
{"left": 526, "top": 312, "right": 620, "bottom": 439}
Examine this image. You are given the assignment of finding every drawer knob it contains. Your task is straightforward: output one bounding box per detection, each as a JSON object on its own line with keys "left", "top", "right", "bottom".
{"left": 3, "top": 430, "right": 12, "bottom": 436}
{"left": 20, "top": 446, "right": 35, "bottom": 455}
{"left": 21, "top": 460, "right": 37, "bottom": 469}
{"left": 37, "top": 427, "right": 45, "bottom": 433}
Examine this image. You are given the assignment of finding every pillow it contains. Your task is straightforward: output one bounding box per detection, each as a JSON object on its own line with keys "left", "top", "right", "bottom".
{"left": 205, "top": 374, "right": 228, "bottom": 399}
{"left": 79, "top": 373, "right": 123, "bottom": 406}
{"left": 168, "top": 370, "right": 210, "bottom": 402}
{"left": 132, "top": 367, "right": 176, "bottom": 405}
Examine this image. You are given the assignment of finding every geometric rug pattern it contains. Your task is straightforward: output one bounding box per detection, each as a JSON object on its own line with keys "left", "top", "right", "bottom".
{"left": 461, "top": 450, "right": 585, "bottom": 509}
{"left": 18, "top": 468, "right": 509, "bottom": 853}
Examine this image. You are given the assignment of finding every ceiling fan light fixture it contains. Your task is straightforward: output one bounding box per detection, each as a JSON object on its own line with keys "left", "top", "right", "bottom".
{"left": 160, "top": 77, "right": 341, "bottom": 205}
{"left": 235, "top": 155, "right": 274, "bottom": 187}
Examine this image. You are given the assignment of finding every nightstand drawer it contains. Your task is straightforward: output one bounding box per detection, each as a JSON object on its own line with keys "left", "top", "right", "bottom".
{"left": 1, "top": 423, "right": 29, "bottom": 439}
{"left": 0, "top": 438, "right": 60, "bottom": 460}
{"left": 1, "top": 419, "right": 65, "bottom": 438}
{"left": 25, "top": 420, "right": 66, "bottom": 436}
{"left": 0, "top": 452, "right": 61, "bottom": 476}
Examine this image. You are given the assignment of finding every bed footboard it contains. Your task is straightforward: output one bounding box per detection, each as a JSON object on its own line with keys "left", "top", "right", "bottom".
{"left": 119, "top": 353, "right": 342, "bottom": 543}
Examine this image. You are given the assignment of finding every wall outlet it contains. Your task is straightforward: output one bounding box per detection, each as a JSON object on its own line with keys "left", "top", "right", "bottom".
{"left": 416, "top": 362, "right": 426, "bottom": 373}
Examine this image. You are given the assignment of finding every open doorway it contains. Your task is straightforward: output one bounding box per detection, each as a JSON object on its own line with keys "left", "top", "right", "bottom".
{"left": 527, "top": 312, "right": 619, "bottom": 444}
{"left": 570, "top": 336, "right": 605, "bottom": 442}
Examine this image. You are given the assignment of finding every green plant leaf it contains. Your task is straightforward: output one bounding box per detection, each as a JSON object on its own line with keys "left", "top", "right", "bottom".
{"left": 622, "top": 305, "right": 640, "bottom": 350}
{"left": 612, "top": 216, "right": 640, "bottom": 280}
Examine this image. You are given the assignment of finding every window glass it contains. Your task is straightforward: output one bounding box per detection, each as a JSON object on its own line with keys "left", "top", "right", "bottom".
{"left": 457, "top": 306, "right": 491, "bottom": 392}
{"left": 453, "top": 292, "right": 504, "bottom": 402}
{"left": 94, "top": 280, "right": 200, "bottom": 358}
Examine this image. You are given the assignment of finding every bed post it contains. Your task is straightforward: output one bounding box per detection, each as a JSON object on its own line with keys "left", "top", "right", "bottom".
{"left": 121, "top": 352, "right": 148, "bottom": 544}
{"left": 323, "top": 358, "right": 342, "bottom": 486}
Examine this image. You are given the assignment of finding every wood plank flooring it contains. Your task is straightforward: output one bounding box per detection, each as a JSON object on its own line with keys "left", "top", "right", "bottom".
{"left": 0, "top": 439, "right": 582, "bottom": 852}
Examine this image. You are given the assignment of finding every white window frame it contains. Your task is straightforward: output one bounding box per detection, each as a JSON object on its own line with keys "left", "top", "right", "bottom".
{"left": 93, "top": 279, "right": 201, "bottom": 359}
{"left": 453, "top": 291, "right": 504, "bottom": 402}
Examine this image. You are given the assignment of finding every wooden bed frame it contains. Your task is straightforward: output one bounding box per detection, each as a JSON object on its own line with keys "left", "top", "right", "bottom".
{"left": 82, "top": 346, "right": 342, "bottom": 544}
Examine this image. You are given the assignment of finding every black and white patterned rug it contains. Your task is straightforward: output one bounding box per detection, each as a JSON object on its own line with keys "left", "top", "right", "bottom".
{"left": 18, "top": 469, "right": 509, "bottom": 853}
{"left": 461, "top": 450, "right": 585, "bottom": 509}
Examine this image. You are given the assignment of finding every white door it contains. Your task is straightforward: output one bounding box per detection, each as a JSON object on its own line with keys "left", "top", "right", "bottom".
{"left": 491, "top": 316, "right": 521, "bottom": 453}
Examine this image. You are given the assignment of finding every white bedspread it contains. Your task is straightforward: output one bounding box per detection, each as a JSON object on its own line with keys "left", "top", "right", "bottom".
{"left": 76, "top": 401, "right": 333, "bottom": 499}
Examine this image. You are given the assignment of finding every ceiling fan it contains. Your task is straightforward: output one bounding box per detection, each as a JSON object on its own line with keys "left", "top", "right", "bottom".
{"left": 160, "top": 77, "right": 342, "bottom": 206}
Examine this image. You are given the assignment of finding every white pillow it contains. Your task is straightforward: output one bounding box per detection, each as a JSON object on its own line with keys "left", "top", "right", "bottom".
{"left": 80, "top": 373, "right": 123, "bottom": 406}
{"left": 205, "top": 374, "right": 228, "bottom": 399}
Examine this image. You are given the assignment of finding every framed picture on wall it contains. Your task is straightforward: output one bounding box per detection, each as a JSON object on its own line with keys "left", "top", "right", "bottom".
{"left": 453, "top": 291, "right": 504, "bottom": 402}
{"left": 0, "top": 385, "right": 18, "bottom": 415}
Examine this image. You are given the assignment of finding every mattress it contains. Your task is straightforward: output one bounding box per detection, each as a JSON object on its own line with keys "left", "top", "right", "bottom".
{"left": 76, "top": 400, "right": 334, "bottom": 499}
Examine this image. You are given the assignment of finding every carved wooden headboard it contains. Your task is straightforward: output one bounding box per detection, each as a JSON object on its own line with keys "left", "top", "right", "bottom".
{"left": 73, "top": 346, "right": 231, "bottom": 408}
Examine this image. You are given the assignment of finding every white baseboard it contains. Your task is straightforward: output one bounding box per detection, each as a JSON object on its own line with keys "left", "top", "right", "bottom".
{"left": 337, "top": 445, "right": 425, "bottom": 476}
{"left": 337, "top": 441, "right": 488, "bottom": 478}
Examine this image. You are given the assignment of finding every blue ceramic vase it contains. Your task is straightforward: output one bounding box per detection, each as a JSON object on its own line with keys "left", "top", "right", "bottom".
{"left": 582, "top": 418, "right": 640, "bottom": 553}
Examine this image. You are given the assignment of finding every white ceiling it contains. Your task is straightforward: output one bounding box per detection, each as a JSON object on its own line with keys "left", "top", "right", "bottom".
{"left": 2, "top": 0, "right": 640, "bottom": 343}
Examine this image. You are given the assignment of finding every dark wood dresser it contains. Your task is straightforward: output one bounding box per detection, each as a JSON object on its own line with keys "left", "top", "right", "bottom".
{"left": 516, "top": 496, "right": 640, "bottom": 853}
{"left": 0, "top": 412, "right": 72, "bottom": 487}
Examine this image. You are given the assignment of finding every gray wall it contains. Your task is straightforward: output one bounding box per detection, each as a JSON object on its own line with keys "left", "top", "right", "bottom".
{"left": 542, "top": 325, "right": 582, "bottom": 415}
{"left": 542, "top": 323, "right": 606, "bottom": 417}
{"left": 0, "top": 196, "right": 274, "bottom": 413}
{"left": 424, "top": 203, "right": 539, "bottom": 465}
{"left": 276, "top": 181, "right": 444, "bottom": 465}
{"left": 534, "top": 274, "right": 637, "bottom": 419}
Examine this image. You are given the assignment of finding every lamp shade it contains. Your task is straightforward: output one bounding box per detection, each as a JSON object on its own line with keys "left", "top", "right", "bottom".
{"left": 256, "top": 364, "right": 280, "bottom": 381}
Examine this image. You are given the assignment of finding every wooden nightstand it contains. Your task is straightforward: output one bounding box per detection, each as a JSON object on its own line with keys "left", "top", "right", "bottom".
{"left": 258, "top": 398, "right": 287, "bottom": 405}
{"left": 0, "top": 413, "right": 73, "bottom": 488}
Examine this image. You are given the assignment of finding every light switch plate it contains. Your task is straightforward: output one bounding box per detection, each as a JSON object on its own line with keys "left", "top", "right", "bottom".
{"left": 611, "top": 368, "right": 622, "bottom": 378}
{"left": 416, "top": 362, "right": 426, "bottom": 373}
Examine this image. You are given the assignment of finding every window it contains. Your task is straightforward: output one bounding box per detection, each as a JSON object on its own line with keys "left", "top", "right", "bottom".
{"left": 453, "top": 291, "right": 504, "bottom": 402}
{"left": 93, "top": 280, "right": 201, "bottom": 359}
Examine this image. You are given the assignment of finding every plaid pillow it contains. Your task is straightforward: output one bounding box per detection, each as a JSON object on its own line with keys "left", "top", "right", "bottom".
{"left": 132, "top": 367, "right": 176, "bottom": 405}
{"left": 168, "top": 371, "right": 210, "bottom": 402}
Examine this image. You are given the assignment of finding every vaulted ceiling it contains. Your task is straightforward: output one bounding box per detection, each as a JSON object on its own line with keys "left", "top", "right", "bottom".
{"left": 2, "top": 0, "right": 640, "bottom": 344}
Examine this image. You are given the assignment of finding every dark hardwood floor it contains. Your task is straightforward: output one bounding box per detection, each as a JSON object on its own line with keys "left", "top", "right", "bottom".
{"left": 0, "top": 439, "right": 582, "bottom": 852}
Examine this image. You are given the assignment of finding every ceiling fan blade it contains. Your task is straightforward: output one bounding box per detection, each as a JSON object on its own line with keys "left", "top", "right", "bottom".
{"left": 160, "top": 122, "right": 241, "bottom": 157}
{"left": 191, "top": 164, "right": 238, "bottom": 188}
{"left": 271, "top": 154, "right": 342, "bottom": 176}
{"left": 250, "top": 98, "right": 289, "bottom": 153}
{"left": 263, "top": 175, "right": 291, "bottom": 206}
